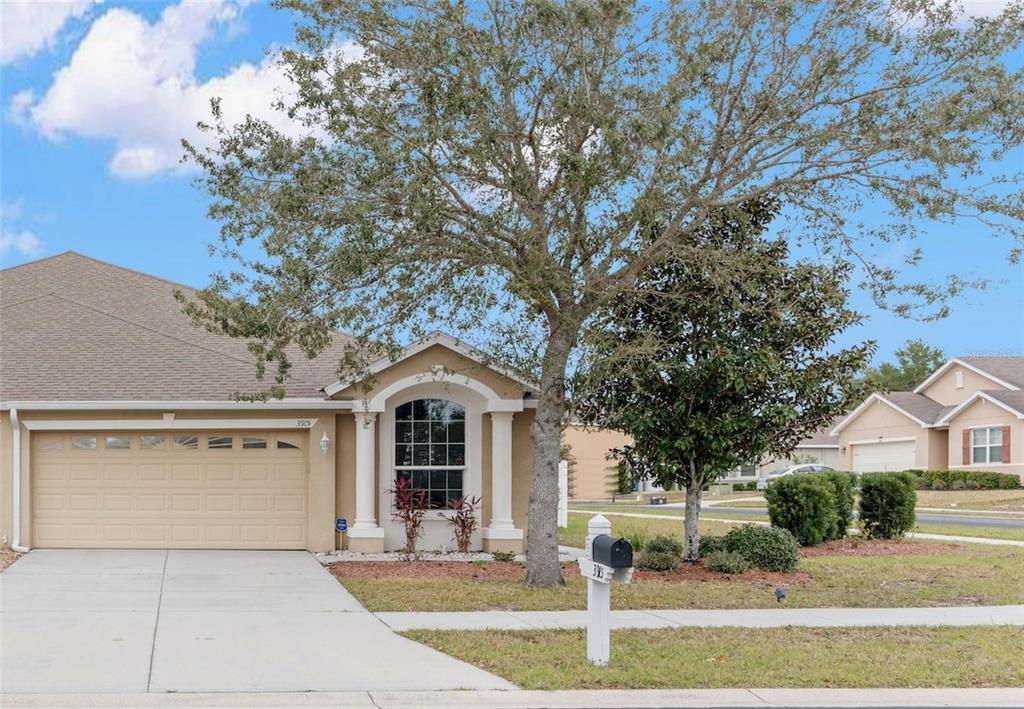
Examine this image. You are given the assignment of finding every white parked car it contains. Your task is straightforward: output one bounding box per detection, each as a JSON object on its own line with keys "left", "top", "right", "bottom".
{"left": 756, "top": 464, "right": 837, "bottom": 491}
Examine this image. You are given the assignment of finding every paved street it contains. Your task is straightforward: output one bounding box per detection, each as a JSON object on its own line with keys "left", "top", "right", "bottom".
{"left": 0, "top": 549, "right": 512, "bottom": 694}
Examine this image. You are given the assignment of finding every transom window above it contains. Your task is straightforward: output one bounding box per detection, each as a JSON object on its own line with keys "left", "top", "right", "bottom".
{"left": 174, "top": 434, "right": 199, "bottom": 450}
{"left": 105, "top": 435, "right": 131, "bottom": 450}
{"left": 972, "top": 427, "right": 1003, "bottom": 464}
{"left": 208, "top": 435, "right": 233, "bottom": 450}
{"left": 394, "top": 398, "right": 466, "bottom": 509}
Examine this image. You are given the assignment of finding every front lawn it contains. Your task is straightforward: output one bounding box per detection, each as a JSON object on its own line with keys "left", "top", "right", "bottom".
{"left": 915, "top": 489, "right": 1024, "bottom": 512}
{"left": 330, "top": 540, "right": 1024, "bottom": 612}
{"left": 913, "top": 524, "right": 1024, "bottom": 542}
{"left": 405, "top": 625, "right": 1024, "bottom": 689}
{"left": 560, "top": 510, "right": 739, "bottom": 547}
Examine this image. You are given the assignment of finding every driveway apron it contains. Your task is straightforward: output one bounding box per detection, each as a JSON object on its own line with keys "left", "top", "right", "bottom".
{"left": 0, "top": 549, "right": 513, "bottom": 693}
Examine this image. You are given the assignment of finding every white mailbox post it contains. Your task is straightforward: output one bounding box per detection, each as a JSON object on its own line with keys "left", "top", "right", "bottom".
{"left": 577, "top": 514, "right": 634, "bottom": 666}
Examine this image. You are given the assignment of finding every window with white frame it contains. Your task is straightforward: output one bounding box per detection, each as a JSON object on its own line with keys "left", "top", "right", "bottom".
{"left": 972, "top": 427, "right": 1003, "bottom": 464}
{"left": 394, "top": 398, "right": 466, "bottom": 509}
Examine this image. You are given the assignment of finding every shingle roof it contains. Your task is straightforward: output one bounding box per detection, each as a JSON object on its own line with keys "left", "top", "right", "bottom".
{"left": 958, "top": 357, "right": 1024, "bottom": 389}
{"left": 0, "top": 252, "right": 356, "bottom": 401}
{"left": 797, "top": 416, "right": 844, "bottom": 446}
{"left": 879, "top": 391, "right": 953, "bottom": 425}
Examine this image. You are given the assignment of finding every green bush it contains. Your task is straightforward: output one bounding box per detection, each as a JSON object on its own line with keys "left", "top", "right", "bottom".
{"left": 867, "top": 469, "right": 1022, "bottom": 490}
{"left": 697, "top": 535, "right": 727, "bottom": 558}
{"left": 821, "top": 471, "right": 856, "bottom": 540}
{"left": 951, "top": 479, "right": 966, "bottom": 491}
{"left": 765, "top": 475, "right": 837, "bottom": 546}
{"left": 859, "top": 473, "right": 917, "bottom": 539}
{"left": 931, "top": 478, "right": 948, "bottom": 490}
{"left": 636, "top": 550, "right": 679, "bottom": 571}
{"left": 620, "top": 525, "right": 651, "bottom": 553}
{"left": 705, "top": 550, "right": 750, "bottom": 574}
{"left": 645, "top": 534, "right": 683, "bottom": 557}
{"left": 722, "top": 525, "right": 800, "bottom": 573}
{"left": 732, "top": 481, "right": 758, "bottom": 492}
{"left": 491, "top": 550, "right": 517, "bottom": 562}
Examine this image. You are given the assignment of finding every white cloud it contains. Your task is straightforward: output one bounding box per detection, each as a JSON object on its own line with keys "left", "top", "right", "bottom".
{"left": 960, "top": 1, "right": 1015, "bottom": 18}
{"left": 0, "top": 229, "right": 44, "bottom": 258}
{"left": 11, "top": 0, "right": 324, "bottom": 179}
{"left": 0, "top": 0, "right": 99, "bottom": 65}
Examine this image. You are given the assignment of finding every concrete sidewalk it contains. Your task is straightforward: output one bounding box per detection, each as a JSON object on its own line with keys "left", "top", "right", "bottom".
{"left": 377, "top": 605, "right": 1024, "bottom": 632}
{"left": 2, "top": 688, "right": 1022, "bottom": 708}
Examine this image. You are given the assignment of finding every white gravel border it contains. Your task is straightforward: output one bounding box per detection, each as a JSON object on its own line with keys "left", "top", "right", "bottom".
{"left": 314, "top": 549, "right": 580, "bottom": 564}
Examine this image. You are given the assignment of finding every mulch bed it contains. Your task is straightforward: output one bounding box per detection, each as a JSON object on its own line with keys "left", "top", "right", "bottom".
{"left": 0, "top": 549, "right": 22, "bottom": 573}
{"left": 800, "top": 538, "right": 961, "bottom": 557}
{"left": 328, "top": 538, "right": 961, "bottom": 584}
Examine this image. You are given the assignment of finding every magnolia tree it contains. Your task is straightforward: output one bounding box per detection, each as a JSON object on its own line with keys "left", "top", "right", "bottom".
{"left": 573, "top": 199, "right": 871, "bottom": 561}
{"left": 182, "top": 0, "right": 1024, "bottom": 586}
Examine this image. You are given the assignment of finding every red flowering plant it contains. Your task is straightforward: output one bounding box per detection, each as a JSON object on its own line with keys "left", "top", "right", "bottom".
{"left": 448, "top": 495, "right": 482, "bottom": 553}
{"left": 388, "top": 475, "right": 428, "bottom": 555}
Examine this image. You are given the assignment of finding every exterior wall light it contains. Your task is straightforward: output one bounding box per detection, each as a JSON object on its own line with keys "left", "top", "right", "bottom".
{"left": 320, "top": 432, "right": 330, "bottom": 455}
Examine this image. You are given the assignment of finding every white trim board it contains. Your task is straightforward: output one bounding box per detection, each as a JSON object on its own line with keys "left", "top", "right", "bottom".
{"left": 914, "top": 358, "right": 1020, "bottom": 395}
{"left": 846, "top": 436, "right": 917, "bottom": 446}
{"left": 22, "top": 418, "right": 318, "bottom": 431}
{"left": 936, "top": 391, "right": 1024, "bottom": 425}
{"left": 830, "top": 393, "right": 931, "bottom": 435}
{"left": 322, "top": 331, "right": 539, "bottom": 397}
{"left": 2, "top": 399, "right": 349, "bottom": 411}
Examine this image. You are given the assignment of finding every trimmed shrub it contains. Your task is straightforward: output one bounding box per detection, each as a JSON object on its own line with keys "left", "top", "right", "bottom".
{"left": 697, "top": 535, "right": 727, "bottom": 558}
{"left": 705, "top": 550, "right": 750, "bottom": 574}
{"left": 821, "top": 471, "right": 857, "bottom": 540}
{"left": 636, "top": 550, "right": 679, "bottom": 571}
{"left": 931, "top": 478, "right": 948, "bottom": 490}
{"left": 859, "top": 473, "right": 917, "bottom": 539}
{"left": 722, "top": 524, "right": 800, "bottom": 573}
{"left": 893, "top": 469, "right": 1020, "bottom": 490}
{"left": 951, "top": 479, "right": 966, "bottom": 491}
{"left": 645, "top": 534, "right": 684, "bottom": 557}
{"left": 765, "top": 474, "right": 837, "bottom": 546}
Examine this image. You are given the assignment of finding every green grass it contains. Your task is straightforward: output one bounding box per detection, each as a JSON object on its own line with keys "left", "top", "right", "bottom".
{"left": 561, "top": 510, "right": 739, "bottom": 547}
{"left": 915, "top": 489, "right": 1024, "bottom": 512}
{"left": 913, "top": 524, "right": 1024, "bottom": 542}
{"left": 336, "top": 541, "right": 1024, "bottom": 612}
{"left": 405, "top": 626, "right": 1024, "bottom": 689}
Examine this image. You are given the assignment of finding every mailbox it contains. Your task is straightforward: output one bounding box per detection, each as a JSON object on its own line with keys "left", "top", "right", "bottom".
{"left": 591, "top": 534, "right": 633, "bottom": 568}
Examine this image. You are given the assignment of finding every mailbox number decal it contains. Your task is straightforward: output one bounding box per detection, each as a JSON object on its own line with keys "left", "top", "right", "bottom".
{"left": 591, "top": 564, "right": 606, "bottom": 580}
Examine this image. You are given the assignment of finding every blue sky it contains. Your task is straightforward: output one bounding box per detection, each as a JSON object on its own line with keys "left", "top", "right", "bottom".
{"left": 2, "top": 0, "right": 1022, "bottom": 365}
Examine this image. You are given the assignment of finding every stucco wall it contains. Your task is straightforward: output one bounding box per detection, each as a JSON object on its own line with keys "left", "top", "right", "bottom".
{"left": 563, "top": 424, "right": 631, "bottom": 499}
{"left": 837, "top": 399, "right": 931, "bottom": 470}
{"left": 946, "top": 398, "right": 1024, "bottom": 478}
{"left": 1, "top": 411, "right": 10, "bottom": 548}
{"left": 511, "top": 409, "right": 535, "bottom": 534}
{"left": 920, "top": 366, "right": 1008, "bottom": 407}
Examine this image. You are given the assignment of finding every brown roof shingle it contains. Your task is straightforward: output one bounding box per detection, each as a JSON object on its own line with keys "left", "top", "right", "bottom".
{"left": 1, "top": 252, "right": 356, "bottom": 401}
{"left": 958, "top": 357, "right": 1024, "bottom": 389}
{"left": 879, "top": 391, "right": 953, "bottom": 425}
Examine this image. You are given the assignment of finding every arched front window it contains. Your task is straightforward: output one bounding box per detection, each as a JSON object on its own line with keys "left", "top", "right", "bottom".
{"left": 394, "top": 398, "right": 466, "bottom": 509}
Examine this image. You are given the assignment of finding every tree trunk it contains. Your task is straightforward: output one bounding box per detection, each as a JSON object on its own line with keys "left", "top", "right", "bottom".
{"left": 683, "top": 484, "right": 701, "bottom": 562}
{"left": 525, "top": 324, "right": 575, "bottom": 587}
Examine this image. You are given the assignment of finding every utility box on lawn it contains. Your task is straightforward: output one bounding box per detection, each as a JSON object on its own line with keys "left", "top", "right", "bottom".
{"left": 591, "top": 534, "right": 633, "bottom": 569}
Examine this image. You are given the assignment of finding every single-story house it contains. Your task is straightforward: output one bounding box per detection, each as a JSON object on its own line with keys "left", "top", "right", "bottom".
{"left": 0, "top": 252, "right": 539, "bottom": 553}
{"left": 831, "top": 357, "right": 1024, "bottom": 478}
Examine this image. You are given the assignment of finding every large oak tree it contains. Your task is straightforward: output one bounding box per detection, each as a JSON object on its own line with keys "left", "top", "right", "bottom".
{"left": 182, "top": 0, "right": 1024, "bottom": 586}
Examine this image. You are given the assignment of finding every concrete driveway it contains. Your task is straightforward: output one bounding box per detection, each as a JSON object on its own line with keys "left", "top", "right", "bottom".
{"left": 0, "top": 549, "right": 513, "bottom": 694}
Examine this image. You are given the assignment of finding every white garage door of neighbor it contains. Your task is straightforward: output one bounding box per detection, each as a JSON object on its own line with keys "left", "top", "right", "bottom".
{"left": 851, "top": 440, "right": 916, "bottom": 473}
{"left": 31, "top": 430, "right": 308, "bottom": 549}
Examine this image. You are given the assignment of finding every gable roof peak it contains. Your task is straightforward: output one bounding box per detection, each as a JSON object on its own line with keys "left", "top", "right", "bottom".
{"left": 914, "top": 356, "right": 1023, "bottom": 394}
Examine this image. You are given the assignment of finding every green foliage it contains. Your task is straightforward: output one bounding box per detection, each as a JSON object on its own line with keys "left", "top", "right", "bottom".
{"left": 620, "top": 525, "right": 651, "bottom": 554}
{"left": 859, "top": 474, "right": 917, "bottom": 539}
{"left": 645, "top": 534, "right": 684, "bottom": 557}
{"left": 733, "top": 481, "right": 758, "bottom": 492}
{"left": 864, "top": 340, "right": 946, "bottom": 392}
{"left": 697, "top": 535, "right": 727, "bottom": 558}
{"left": 491, "top": 550, "right": 517, "bottom": 562}
{"left": 635, "top": 550, "right": 680, "bottom": 572}
{"left": 765, "top": 475, "right": 837, "bottom": 546}
{"left": 705, "top": 550, "right": 751, "bottom": 574}
{"left": 903, "top": 469, "right": 1021, "bottom": 490}
{"left": 722, "top": 525, "right": 801, "bottom": 573}
{"left": 821, "top": 471, "right": 857, "bottom": 540}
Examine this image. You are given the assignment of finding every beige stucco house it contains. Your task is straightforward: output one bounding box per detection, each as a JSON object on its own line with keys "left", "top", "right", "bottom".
{"left": 0, "top": 253, "right": 538, "bottom": 553}
{"left": 831, "top": 357, "right": 1024, "bottom": 479}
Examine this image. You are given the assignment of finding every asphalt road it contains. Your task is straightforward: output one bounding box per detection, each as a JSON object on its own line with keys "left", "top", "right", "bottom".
{"left": 706, "top": 506, "right": 1024, "bottom": 529}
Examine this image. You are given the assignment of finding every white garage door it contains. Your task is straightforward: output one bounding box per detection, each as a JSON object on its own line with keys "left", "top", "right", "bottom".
{"left": 851, "top": 440, "right": 916, "bottom": 473}
{"left": 31, "top": 430, "right": 308, "bottom": 549}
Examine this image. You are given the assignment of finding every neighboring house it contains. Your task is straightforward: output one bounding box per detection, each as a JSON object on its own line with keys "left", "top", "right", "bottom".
{"left": 562, "top": 424, "right": 631, "bottom": 499}
{"left": 740, "top": 424, "right": 843, "bottom": 479}
{"left": 831, "top": 357, "right": 1024, "bottom": 478}
{"left": 0, "top": 253, "right": 538, "bottom": 553}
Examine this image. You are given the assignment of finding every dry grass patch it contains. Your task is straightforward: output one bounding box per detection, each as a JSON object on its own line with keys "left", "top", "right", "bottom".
{"left": 406, "top": 625, "right": 1024, "bottom": 689}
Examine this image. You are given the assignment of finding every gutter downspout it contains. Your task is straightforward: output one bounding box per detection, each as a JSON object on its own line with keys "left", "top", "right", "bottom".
{"left": 10, "top": 408, "right": 29, "bottom": 552}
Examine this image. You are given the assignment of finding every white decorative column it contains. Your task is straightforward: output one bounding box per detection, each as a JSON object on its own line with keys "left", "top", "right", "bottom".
{"left": 348, "top": 410, "right": 385, "bottom": 552}
{"left": 482, "top": 410, "right": 524, "bottom": 553}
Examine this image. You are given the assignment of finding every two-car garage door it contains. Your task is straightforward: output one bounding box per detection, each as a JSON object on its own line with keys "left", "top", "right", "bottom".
{"left": 851, "top": 439, "right": 916, "bottom": 473}
{"left": 31, "top": 430, "right": 308, "bottom": 549}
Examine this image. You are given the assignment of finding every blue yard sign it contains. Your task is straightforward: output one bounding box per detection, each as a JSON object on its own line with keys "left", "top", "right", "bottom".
{"left": 335, "top": 517, "right": 348, "bottom": 533}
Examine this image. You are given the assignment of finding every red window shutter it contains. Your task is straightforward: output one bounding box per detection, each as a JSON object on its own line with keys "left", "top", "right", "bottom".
{"left": 962, "top": 429, "right": 970, "bottom": 465}
{"left": 1003, "top": 426, "right": 1011, "bottom": 464}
